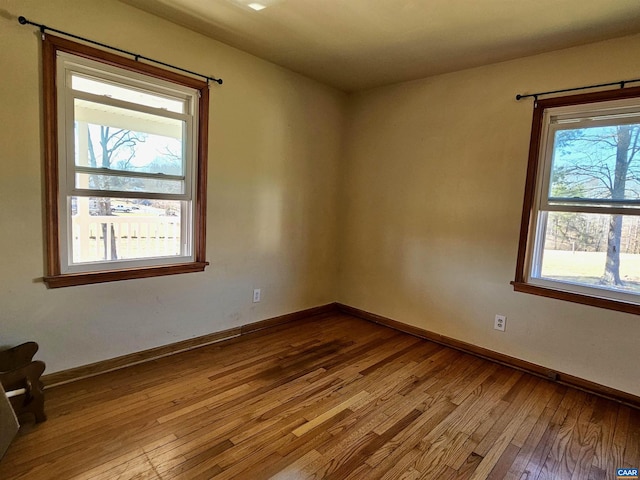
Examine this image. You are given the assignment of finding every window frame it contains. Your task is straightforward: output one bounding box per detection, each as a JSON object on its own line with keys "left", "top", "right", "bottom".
{"left": 42, "top": 35, "right": 209, "bottom": 288}
{"left": 513, "top": 85, "right": 640, "bottom": 315}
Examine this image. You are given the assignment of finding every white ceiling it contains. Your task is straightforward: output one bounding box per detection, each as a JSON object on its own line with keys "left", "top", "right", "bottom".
{"left": 120, "top": 0, "right": 640, "bottom": 92}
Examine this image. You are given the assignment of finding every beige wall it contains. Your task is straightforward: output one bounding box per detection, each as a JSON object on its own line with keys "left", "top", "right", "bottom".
{"left": 1, "top": 0, "right": 638, "bottom": 397}
{"left": 338, "top": 34, "right": 640, "bottom": 396}
{"left": 0, "top": 0, "right": 346, "bottom": 373}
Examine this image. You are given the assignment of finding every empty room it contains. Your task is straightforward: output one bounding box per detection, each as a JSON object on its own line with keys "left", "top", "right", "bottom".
{"left": 1, "top": 0, "right": 639, "bottom": 478}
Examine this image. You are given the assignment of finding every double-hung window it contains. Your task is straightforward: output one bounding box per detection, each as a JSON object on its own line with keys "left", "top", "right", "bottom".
{"left": 513, "top": 87, "right": 640, "bottom": 313}
{"left": 43, "top": 36, "right": 209, "bottom": 287}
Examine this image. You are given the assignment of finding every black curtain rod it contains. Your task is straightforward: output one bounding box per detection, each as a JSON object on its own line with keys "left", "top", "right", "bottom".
{"left": 516, "top": 78, "right": 640, "bottom": 101}
{"left": 18, "top": 16, "right": 223, "bottom": 85}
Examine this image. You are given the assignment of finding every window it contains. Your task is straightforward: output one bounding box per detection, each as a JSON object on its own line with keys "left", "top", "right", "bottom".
{"left": 42, "top": 36, "right": 209, "bottom": 287}
{"left": 513, "top": 87, "right": 640, "bottom": 314}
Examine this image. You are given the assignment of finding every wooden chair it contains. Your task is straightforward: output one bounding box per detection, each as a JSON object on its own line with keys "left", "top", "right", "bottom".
{"left": 0, "top": 342, "right": 46, "bottom": 423}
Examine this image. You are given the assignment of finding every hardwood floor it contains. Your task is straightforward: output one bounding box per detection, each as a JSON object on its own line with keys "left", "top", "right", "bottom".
{"left": 1, "top": 313, "right": 638, "bottom": 479}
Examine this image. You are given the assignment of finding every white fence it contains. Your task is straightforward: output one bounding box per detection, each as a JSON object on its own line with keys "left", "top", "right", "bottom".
{"left": 71, "top": 215, "right": 181, "bottom": 262}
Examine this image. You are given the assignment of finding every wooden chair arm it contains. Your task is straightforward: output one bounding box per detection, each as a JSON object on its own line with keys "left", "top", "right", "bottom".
{"left": 0, "top": 342, "right": 39, "bottom": 372}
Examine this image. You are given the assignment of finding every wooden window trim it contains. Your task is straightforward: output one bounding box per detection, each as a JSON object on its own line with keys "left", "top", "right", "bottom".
{"left": 42, "top": 35, "right": 209, "bottom": 288}
{"left": 513, "top": 85, "right": 640, "bottom": 313}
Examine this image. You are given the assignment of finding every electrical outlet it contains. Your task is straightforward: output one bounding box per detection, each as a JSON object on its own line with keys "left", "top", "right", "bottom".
{"left": 253, "top": 288, "right": 261, "bottom": 303}
{"left": 494, "top": 314, "right": 506, "bottom": 332}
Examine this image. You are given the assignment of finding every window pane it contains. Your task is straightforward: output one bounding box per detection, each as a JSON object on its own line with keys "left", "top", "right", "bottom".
{"left": 549, "top": 124, "right": 640, "bottom": 203}
{"left": 536, "top": 211, "right": 640, "bottom": 294}
{"left": 74, "top": 99, "right": 185, "bottom": 179}
{"left": 70, "top": 197, "right": 185, "bottom": 264}
{"left": 75, "top": 173, "right": 183, "bottom": 194}
{"left": 72, "top": 74, "right": 185, "bottom": 113}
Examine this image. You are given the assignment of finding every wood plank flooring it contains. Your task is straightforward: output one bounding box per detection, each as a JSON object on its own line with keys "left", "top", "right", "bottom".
{"left": 1, "top": 313, "right": 638, "bottom": 479}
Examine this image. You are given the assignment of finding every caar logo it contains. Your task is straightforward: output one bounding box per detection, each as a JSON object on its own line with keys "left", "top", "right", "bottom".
{"left": 617, "top": 468, "right": 639, "bottom": 479}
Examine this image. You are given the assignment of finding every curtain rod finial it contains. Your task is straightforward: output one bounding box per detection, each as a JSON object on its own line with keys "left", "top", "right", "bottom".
{"left": 516, "top": 94, "right": 523, "bottom": 100}
{"left": 18, "top": 16, "right": 27, "bottom": 25}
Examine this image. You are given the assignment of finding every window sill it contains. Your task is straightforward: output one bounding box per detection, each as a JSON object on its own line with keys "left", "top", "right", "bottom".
{"left": 511, "top": 281, "right": 640, "bottom": 315}
{"left": 44, "top": 262, "right": 209, "bottom": 288}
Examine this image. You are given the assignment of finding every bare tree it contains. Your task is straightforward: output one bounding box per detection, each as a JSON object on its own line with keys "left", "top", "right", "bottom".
{"left": 557, "top": 125, "right": 640, "bottom": 285}
{"left": 86, "top": 126, "right": 145, "bottom": 260}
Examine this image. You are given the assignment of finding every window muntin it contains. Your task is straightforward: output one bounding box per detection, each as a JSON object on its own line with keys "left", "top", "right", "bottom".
{"left": 43, "top": 35, "right": 209, "bottom": 287}
{"left": 519, "top": 93, "right": 640, "bottom": 308}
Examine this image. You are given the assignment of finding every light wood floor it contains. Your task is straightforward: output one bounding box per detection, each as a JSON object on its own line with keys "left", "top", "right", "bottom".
{"left": 1, "top": 313, "right": 638, "bottom": 479}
